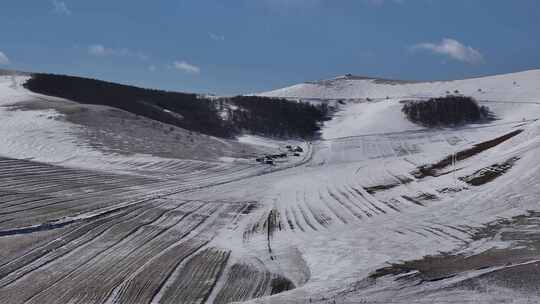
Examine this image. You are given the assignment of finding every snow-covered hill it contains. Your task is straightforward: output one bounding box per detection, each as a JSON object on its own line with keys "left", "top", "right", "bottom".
{"left": 239, "top": 70, "right": 540, "bottom": 303}
{"left": 261, "top": 69, "right": 540, "bottom": 102}
{"left": 2, "top": 69, "right": 540, "bottom": 304}
{"left": 261, "top": 70, "right": 540, "bottom": 140}
{"left": 0, "top": 74, "right": 286, "bottom": 175}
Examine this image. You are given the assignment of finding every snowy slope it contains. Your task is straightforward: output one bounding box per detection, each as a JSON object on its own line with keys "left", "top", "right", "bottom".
{"left": 0, "top": 75, "right": 285, "bottom": 179}
{"left": 2, "top": 70, "right": 540, "bottom": 304}
{"left": 261, "top": 70, "right": 540, "bottom": 139}
{"left": 260, "top": 69, "right": 540, "bottom": 102}
{"left": 225, "top": 69, "right": 540, "bottom": 303}
{"left": 0, "top": 75, "right": 176, "bottom": 174}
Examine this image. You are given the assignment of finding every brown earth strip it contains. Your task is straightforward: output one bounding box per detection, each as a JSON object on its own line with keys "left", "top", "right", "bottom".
{"left": 413, "top": 129, "right": 523, "bottom": 178}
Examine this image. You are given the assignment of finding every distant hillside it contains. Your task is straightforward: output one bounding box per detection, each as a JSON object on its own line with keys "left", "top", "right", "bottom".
{"left": 24, "top": 73, "right": 331, "bottom": 139}
{"left": 260, "top": 69, "right": 540, "bottom": 102}
{"left": 0, "top": 69, "right": 31, "bottom": 76}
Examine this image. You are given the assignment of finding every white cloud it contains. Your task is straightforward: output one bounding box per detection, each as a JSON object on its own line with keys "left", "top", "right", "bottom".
{"left": 88, "top": 44, "right": 149, "bottom": 60}
{"left": 148, "top": 65, "right": 157, "bottom": 72}
{"left": 209, "top": 33, "right": 225, "bottom": 41}
{"left": 412, "top": 38, "right": 484, "bottom": 64}
{"left": 173, "top": 61, "right": 200, "bottom": 74}
{"left": 0, "top": 51, "right": 9, "bottom": 65}
{"left": 52, "top": 0, "right": 71, "bottom": 15}
{"left": 88, "top": 44, "right": 108, "bottom": 56}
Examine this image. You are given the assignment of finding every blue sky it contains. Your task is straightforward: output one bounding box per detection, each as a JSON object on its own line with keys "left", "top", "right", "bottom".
{"left": 1, "top": 0, "right": 539, "bottom": 95}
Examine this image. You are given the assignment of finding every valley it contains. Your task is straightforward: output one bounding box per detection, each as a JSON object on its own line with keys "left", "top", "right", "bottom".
{"left": 1, "top": 70, "right": 540, "bottom": 303}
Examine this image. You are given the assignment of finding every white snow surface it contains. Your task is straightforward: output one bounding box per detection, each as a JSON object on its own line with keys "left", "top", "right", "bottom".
{"left": 0, "top": 76, "right": 233, "bottom": 175}
{"left": 237, "top": 134, "right": 282, "bottom": 149}
{"left": 224, "top": 69, "right": 540, "bottom": 303}
{"left": 260, "top": 69, "right": 540, "bottom": 102}
{"left": 0, "top": 76, "right": 103, "bottom": 165}
{"left": 261, "top": 69, "right": 540, "bottom": 140}
{"left": 3, "top": 70, "right": 540, "bottom": 303}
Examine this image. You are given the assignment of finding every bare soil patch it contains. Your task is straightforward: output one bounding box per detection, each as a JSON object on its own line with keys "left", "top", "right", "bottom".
{"left": 413, "top": 129, "right": 523, "bottom": 178}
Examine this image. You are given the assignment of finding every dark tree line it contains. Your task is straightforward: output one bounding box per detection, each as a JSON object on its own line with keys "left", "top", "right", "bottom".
{"left": 402, "top": 96, "right": 494, "bottom": 127}
{"left": 225, "top": 96, "right": 331, "bottom": 139}
{"left": 25, "top": 73, "right": 231, "bottom": 137}
{"left": 24, "top": 73, "right": 331, "bottom": 139}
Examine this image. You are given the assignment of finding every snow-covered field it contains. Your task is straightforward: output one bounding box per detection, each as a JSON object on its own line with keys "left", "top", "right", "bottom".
{"left": 1, "top": 70, "right": 540, "bottom": 303}
{"left": 260, "top": 69, "right": 540, "bottom": 102}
